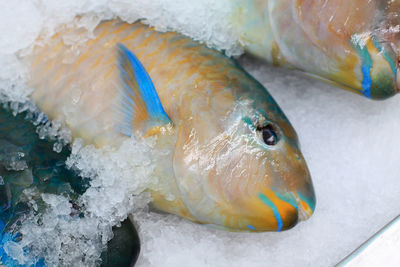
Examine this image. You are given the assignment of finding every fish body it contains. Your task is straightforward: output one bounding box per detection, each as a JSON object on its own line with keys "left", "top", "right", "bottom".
{"left": 232, "top": 0, "right": 400, "bottom": 99}
{"left": 0, "top": 106, "right": 85, "bottom": 267}
{"left": 0, "top": 106, "right": 139, "bottom": 267}
{"left": 27, "top": 20, "right": 315, "bottom": 232}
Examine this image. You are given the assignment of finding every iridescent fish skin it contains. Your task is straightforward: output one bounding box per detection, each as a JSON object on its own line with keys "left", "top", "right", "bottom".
{"left": 232, "top": 0, "right": 400, "bottom": 99}
{"left": 26, "top": 20, "right": 315, "bottom": 232}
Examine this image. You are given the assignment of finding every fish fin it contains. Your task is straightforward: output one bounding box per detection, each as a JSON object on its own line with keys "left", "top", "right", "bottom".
{"left": 115, "top": 43, "right": 171, "bottom": 137}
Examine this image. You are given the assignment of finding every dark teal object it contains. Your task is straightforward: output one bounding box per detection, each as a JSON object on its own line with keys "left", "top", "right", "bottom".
{"left": 101, "top": 218, "right": 141, "bottom": 267}
{"left": 0, "top": 104, "right": 140, "bottom": 266}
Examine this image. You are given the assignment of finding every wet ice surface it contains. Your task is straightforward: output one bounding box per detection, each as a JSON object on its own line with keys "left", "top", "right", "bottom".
{"left": 0, "top": 1, "right": 400, "bottom": 266}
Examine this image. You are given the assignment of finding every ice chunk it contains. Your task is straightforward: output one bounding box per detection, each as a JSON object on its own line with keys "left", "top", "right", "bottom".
{"left": 41, "top": 194, "right": 72, "bottom": 216}
{"left": 36, "top": 119, "right": 72, "bottom": 150}
{"left": 6, "top": 136, "right": 154, "bottom": 266}
{"left": 0, "top": 140, "right": 28, "bottom": 171}
{"left": 3, "top": 154, "right": 28, "bottom": 171}
{"left": 8, "top": 169, "right": 33, "bottom": 186}
{"left": 3, "top": 241, "right": 26, "bottom": 265}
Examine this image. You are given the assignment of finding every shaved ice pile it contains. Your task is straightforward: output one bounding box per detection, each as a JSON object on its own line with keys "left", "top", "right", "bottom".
{"left": 0, "top": 1, "right": 399, "bottom": 266}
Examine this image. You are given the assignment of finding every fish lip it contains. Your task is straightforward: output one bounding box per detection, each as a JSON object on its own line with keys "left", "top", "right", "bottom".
{"left": 296, "top": 197, "right": 312, "bottom": 221}
{"left": 293, "top": 184, "right": 316, "bottom": 222}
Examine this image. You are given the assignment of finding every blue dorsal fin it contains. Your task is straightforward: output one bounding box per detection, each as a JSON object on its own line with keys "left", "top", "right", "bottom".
{"left": 116, "top": 43, "right": 171, "bottom": 137}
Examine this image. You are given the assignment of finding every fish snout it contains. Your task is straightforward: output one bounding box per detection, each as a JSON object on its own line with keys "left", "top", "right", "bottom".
{"left": 244, "top": 187, "right": 315, "bottom": 232}
{"left": 355, "top": 37, "right": 399, "bottom": 99}
{"left": 244, "top": 151, "right": 316, "bottom": 232}
{"left": 364, "top": 14, "right": 400, "bottom": 99}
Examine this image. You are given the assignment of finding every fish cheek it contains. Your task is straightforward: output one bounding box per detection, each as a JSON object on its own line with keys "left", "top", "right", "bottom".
{"left": 172, "top": 121, "right": 251, "bottom": 224}
{"left": 205, "top": 137, "right": 262, "bottom": 203}
{"left": 172, "top": 122, "right": 213, "bottom": 221}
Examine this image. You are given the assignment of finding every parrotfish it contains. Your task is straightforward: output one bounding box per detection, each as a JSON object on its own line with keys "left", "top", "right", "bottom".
{"left": 25, "top": 20, "right": 315, "bottom": 232}
{"left": 0, "top": 106, "right": 139, "bottom": 266}
{"left": 231, "top": 0, "right": 400, "bottom": 99}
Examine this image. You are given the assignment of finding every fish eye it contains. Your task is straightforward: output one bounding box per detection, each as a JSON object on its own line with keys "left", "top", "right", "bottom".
{"left": 257, "top": 124, "right": 279, "bottom": 146}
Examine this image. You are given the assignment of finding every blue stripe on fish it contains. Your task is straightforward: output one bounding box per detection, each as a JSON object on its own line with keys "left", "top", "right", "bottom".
{"left": 247, "top": 224, "right": 256, "bottom": 230}
{"left": 258, "top": 193, "right": 283, "bottom": 232}
{"left": 274, "top": 191, "right": 298, "bottom": 210}
{"left": 361, "top": 64, "right": 372, "bottom": 98}
{"left": 353, "top": 37, "right": 373, "bottom": 98}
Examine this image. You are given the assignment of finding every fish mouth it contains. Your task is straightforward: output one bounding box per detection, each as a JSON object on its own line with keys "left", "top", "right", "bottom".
{"left": 358, "top": 4, "right": 398, "bottom": 99}
{"left": 248, "top": 187, "right": 315, "bottom": 232}
{"left": 295, "top": 193, "right": 315, "bottom": 221}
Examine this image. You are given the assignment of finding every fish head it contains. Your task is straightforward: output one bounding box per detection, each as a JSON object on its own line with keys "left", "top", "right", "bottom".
{"left": 172, "top": 71, "right": 315, "bottom": 232}
{"left": 228, "top": 103, "right": 315, "bottom": 232}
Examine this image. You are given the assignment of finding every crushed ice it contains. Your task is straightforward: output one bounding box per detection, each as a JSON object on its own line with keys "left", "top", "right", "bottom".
{"left": 0, "top": 1, "right": 399, "bottom": 267}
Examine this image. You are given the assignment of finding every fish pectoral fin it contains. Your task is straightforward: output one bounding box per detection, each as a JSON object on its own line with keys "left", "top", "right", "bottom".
{"left": 115, "top": 43, "right": 171, "bottom": 137}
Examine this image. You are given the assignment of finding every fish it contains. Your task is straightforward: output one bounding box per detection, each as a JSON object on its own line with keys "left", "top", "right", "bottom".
{"left": 0, "top": 105, "right": 84, "bottom": 267}
{"left": 25, "top": 20, "right": 316, "bottom": 232}
{"left": 0, "top": 106, "right": 140, "bottom": 266}
{"left": 231, "top": 0, "right": 400, "bottom": 99}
